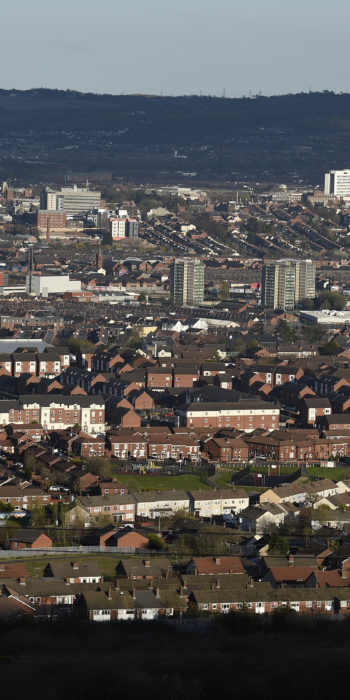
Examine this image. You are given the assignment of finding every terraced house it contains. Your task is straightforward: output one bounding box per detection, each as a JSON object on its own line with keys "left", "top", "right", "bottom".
{"left": 0, "top": 396, "right": 105, "bottom": 434}
{"left": 176, "top": 401, "right": 280, "bottom": 431}
{"left": 189, "top": 489, "right": 249, "bottom": 518}
{"left": 133, "top": 490, "right": 190, "bottom": 518}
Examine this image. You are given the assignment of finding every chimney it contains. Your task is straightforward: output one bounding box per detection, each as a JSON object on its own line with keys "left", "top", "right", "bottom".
{"left": 211, "top": 583, "right": 215, "bottom": 591}
{"left": 144, "top": 560, "right": 151, "bottom": 568}
{"left": 19, "top": 577, "right": 26, "bottom": 585}
{"left": 216, "top": 578, "right": 220, "bottom": 589}
{"left": 107, "top": 587, "right": 112, "bottom": 600}
{"left": 132, "top": 587, "right": 136, "bottom": 599}
{"left": 114, "top": 579, "right": 119, "bottom": 590}
{"left": 155, "top": 587, "right": 160, "bottom": 599}
{"left": 180, "top": 586, "right": 184, "bottom": 597}
{"left": 72, "top": 562, "right": 79, "bottom": 570}
{"left": 215, "top": 557, "right": 221, "bottom": 565}
{"left": 288, "top": 553, "right": 294, "bottom": 566}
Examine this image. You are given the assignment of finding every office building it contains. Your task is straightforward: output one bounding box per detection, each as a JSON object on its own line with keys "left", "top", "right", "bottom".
{"left": 324, "top": 170, "right": 350, "bottom": 198}
{"left": 40, "top": 186, "right": 101, "bottom": 215}
{"left": 262, "top": 259, "right": 315, "bottom": 310}
{"left": 170, "top": 258, "right": 205, "bottom": 306}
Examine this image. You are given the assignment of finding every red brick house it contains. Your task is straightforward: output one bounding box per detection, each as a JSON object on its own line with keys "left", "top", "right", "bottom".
{"left": 98, "top": 481, "right": 128, "bottom": 496}
{"left": 110, "top": 408, "right": 141, "bottom": 429}
{"left": 146, "top": 367, "right": 172, "bottom": 390}
{"left": 177, "top": 401, "right": 279, "bottom": 431}
{"left": 72, "top": 433, "right": 106, "bottom": 457}
{"left": 300, "top": 398, "right": 332, "bottom": 426}
{"left": 107, "top": 431, "right": 147, "bottom": 459}
{"left": 0, "top": 485, "right": 51, "bottom": 508}
{"left": 10, "top": 530, "right": 53, "bottom": 550}
{"left": 204, "top": 437, "right": 249, "bottom": 462}
{"left": 147, "top": 435, "right": 200, "bottom": 462}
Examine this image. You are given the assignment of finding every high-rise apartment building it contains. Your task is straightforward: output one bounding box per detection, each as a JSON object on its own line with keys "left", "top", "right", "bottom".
{"left": 110, "top": 218, "right": 138, "bottom": 241}
{"left": 262, "top": 259, "right": 315, "bottom": 310}
{"left": 324, "top": 170, "right": 350, "bottom": 198}
{"left": 170, "top": 258, "right": 205, "bottom": 306}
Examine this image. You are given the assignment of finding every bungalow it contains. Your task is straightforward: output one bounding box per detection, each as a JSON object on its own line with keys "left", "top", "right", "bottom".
{"left": 186, "top": 556, "right": 245, "bottom": 576}
{"left": 44, "top": 560, "right": 103, "bottom": 584}
{"left": 116, "top": 557, "right": 173, "bottom": 580}
{"left": 9, "top": 530, "right": 52, "bottom": 550}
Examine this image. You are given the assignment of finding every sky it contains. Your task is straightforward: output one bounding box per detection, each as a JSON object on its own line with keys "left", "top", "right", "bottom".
{"left": 2, "top": 0, "right": 350, "bottom": 97}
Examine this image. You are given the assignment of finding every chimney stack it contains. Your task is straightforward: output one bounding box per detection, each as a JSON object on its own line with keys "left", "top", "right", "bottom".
{"left": 19, "top": 577, "right": 26, "bottom": 585}
{"left": 155, "top": 587, "right": 160, "bottom": 599}
{"left": 144, "top": 560, "right": 150, "bottom": 568}
{"left": 72, "top": 562, "right": 79, "bottom": 570}
{"left": 132, "top": 587, "right": 136, "bottom": 599}
{"left": 107, "top": 587, "right": 112, "bottom": 600}
{"left": 216, "top": 578, "right": 220, "bottom": 589}
{"left": 288, "top": 553, "right": 294, "bottom": 566}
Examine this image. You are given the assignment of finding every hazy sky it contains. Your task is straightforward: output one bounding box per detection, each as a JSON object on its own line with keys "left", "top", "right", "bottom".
{"left": 3, "top": 0, "right": 349, "bottom": 96}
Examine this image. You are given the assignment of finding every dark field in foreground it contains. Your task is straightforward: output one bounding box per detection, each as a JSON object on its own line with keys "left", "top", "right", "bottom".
{"left": 1, "top": 612, "right": 349, "bottom": 699}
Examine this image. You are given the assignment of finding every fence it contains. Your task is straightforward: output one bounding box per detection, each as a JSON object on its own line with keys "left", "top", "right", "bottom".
{"left": 0, "top": 546, "right": 148, "bottom": 558}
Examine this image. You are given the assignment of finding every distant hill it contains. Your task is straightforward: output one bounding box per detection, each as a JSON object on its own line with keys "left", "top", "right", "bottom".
{"left": 0, "top": 89, "right": 349, "bottom": 184}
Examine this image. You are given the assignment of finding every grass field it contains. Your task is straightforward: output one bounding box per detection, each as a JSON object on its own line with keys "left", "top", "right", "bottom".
{"left": 214, "top": 473, "right": 234, "bottom": 488}
{"left": 16, "top": 553, "right": 151, "bottom": 581}
{"left": 306, "top": 466, "right": 350, "bottom": 481}
{"left": 18, "top": 554, "right": 123, "bottom": 581}
{"left": 116, "top": 472, "right": 211, "bottom": 492}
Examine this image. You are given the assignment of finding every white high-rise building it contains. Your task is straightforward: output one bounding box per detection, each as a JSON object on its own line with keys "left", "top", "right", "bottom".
{"left": 262, "top": 259, "right": 315, "bottom": 310}
{"left": 170, "top": 258, "right": 205, "bottom": 306}
{"left": 324, "top": 170, "right": 350, "bottom": 198}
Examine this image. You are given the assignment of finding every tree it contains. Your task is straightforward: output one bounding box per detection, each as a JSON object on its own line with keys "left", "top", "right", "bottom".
{"left": 268, "top": 532, "right": 289, "bottom": 555}
{"left": 276, "top": 320, "right": 297, "bottom": 343}
{"left": 67, "top": 336, "right": 96, "bottom": 354}
{"left": 0, "top": 501, "right": 14, "bottom": 514}
{"left": 316, "top": 291, "right": 346, "bottom": 311}
{"left": 301, "top": 325, "right": 324, "bottom": 343}
{"left": 218, "top": 281, "right": 230, "bottom": 301}
{"left": 148, "top": 533, "right": 167, "bottom": 550}
{"left": 31, "top": 502, "right": 48, "bottom": 527}
{"left": 102, "top": 230, "right": 112, "bottom": 246}
{"left": 301, "top": 297, "right": 315, "bottom": 310}
{"left": 86, "top": 457, "right": 113, "bottom": 480}
{"left": 319, "top": 339, "right": 340, "bottom": 356}
{"left": 0, "top": 519, "right": 21, "bottom": 547}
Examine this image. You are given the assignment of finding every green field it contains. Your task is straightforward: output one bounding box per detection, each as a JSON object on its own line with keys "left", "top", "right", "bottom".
{"left": 116, "top": 472, "right": 212, "bottom": 492}
{"left": 214, "top": 473, "right": 234, "bottom": 488}
{"left": 306, "top": 466, "right": 350, "bottom": 481}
